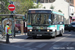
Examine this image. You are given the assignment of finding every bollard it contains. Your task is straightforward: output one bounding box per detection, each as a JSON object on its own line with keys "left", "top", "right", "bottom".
{"left": 6, "top": 34, "right": 10, "bottom": 43}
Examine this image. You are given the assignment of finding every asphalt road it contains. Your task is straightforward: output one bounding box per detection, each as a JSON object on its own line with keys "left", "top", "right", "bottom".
{"left": 0, "top": 31, "right": 75, "bottom": 50}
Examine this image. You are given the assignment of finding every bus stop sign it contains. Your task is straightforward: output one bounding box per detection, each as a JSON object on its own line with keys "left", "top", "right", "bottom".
{"left": 8, "top": 4, "right": 15, "bottom": 11}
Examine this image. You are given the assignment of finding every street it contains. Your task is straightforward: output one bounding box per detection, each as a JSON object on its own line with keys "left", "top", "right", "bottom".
{"left": 0, "top": 31, "right": 75, "bottom": 50}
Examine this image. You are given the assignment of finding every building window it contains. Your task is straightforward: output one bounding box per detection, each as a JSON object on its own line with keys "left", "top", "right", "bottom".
{"left": 44, "top": 0, "right": 48, "bottom": 3}
{"left": 38, "top": 0, "right": 55, "bottom": 3}
{"left": 66, "top": 0, "right": 74, "bottom": 4}
{"left": 49, "top": 0, "right": 55, "bottom": 3}
{"left": 38, "top": 0, "right": 44, "bottom": 3}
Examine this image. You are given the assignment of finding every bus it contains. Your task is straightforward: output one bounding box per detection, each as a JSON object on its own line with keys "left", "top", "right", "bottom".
{"left": 27, "top": 9, "right": 64, "bottom": 38}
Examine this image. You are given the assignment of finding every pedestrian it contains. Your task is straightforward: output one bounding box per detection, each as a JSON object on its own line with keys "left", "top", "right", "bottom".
{"left": 5, "top": 22, "right": 11, "bottom": 43}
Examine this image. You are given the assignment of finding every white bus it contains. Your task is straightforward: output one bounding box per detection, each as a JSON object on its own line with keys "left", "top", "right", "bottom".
{"left": 27, "top": 9, "right": 64, "bottom": 38}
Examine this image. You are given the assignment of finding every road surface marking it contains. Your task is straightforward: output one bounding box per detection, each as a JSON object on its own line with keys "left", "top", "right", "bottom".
{"left": 23, "top": 42, "right": 35, "bottom": 47}
{"left": 36, "top": 43, "right": 47, "bottom": 48}
{"left": 52, "top": 34, "right": 71, "bottom": 44}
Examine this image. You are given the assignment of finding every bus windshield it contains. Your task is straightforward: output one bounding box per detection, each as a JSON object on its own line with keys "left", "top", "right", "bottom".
{"left": 28, "top": 14, "right": 52, "bottom": 26}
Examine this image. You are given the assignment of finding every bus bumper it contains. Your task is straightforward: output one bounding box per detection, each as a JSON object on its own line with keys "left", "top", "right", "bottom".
{"left": 27, "top": 32, "right": 54, "bottom": 37}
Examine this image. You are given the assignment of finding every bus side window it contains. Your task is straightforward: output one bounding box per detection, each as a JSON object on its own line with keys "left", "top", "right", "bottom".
{"left": 52, "top": 14, "right": 56, "bottom": 25}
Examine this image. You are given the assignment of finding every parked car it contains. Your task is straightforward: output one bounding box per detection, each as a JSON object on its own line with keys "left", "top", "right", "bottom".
{"left": 65, "top": 24, "right": 69, "bottom": 30}
{"left": 68, "top": 22, "right": 75, "bottom": 31}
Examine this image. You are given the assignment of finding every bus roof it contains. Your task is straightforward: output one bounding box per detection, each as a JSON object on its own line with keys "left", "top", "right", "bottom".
{"left": 28, "top": 9, "right": 64, "bottom": 16}
{"left": 29, "top": 9, "right": 53, "bottom": 10}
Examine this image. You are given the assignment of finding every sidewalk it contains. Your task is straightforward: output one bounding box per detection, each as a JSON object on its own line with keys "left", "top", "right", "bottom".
{"left": 0, "top": 33, "right": 28, "bottom": 43}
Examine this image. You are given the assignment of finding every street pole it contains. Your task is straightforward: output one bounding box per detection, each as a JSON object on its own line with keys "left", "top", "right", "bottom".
{"left": 10, "top": 1, "right": 15, "bottom": 37}
{"left": 10, "top": 14, "right": 15, "bottom": 38}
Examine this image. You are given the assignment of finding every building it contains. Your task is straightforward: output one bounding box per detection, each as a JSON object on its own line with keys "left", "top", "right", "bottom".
{"left": 35, "top": 0, "right": 74, "bottom": 24}
{"left": 66, "top": 0, "right": 74, "bottom": 5}
{"left": 38, "top": 0, "right": 55, "bottom": 3}
{"left": 74, "top": 0, "right": 75, "bottom": 14}
{"left": 0, "top": 0, "right": 8, "bottom": 14}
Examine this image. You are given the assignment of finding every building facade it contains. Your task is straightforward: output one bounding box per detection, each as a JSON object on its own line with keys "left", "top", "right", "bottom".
{"left": 74, "top": 0, "right": 75, "bottom": 13}
{"left": 35, "top": 0, "right": 75, "bottom": 24}
{"left": 38, "top": 0, "right": 55, "bottom": 3}
{"left": 66, "top": 0, "right": 74, "bottom": 5}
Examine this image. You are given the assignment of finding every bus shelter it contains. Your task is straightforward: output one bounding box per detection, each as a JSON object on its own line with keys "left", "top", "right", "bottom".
{"left": 0, "top": 14, "right": 25, "bottom": 40}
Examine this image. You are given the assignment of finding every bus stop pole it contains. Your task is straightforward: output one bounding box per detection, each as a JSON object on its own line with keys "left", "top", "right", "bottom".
{"left": 11, "top": 15, "right": 15, "bottom": 38}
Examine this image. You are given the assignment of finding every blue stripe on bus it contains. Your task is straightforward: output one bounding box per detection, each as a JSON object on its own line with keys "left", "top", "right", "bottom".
{"left": 48, "top": 25, "right": 55, "bottom": 27}
{"left": 52, "top": 11, "right": 64, "bottom": 16}
{"left": 57, "top": 25, "right": 60, "bottom": 31}
{"left": 27, "top": 25, "right": 32, "bottom": 27}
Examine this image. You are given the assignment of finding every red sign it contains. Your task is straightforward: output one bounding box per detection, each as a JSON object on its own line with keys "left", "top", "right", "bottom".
{"left": 8, "top": 4, "right": 15, "bottom": 11}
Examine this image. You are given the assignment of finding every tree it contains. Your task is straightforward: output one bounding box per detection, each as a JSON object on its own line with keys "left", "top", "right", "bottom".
{"left": 0, "top": 0, "right": 10, "bottom": 14}
{"left": 50, "top": 5, "right": 54, "bottom": 10}
{"left": 0, "top": 0, "right": 10, "bottom": 21}
{"left": 58, "top": 10, "right": 62, "bottom": 13}
{"left": 43, "top": 6, "right": 46, "bottom": 9}
{"left": 12, "top": 0, "right": 42, "bottom": 14}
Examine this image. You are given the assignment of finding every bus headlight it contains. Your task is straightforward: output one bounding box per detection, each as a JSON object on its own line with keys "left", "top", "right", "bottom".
{"left": 30, "top": 30, "right": 32, "bottom": 32}
{"left": 47, "top": 30, "right": 49, "bottom": 32}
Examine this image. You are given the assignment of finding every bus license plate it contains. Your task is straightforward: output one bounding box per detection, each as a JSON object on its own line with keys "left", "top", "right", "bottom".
{"left": 37, "top": 34, "right": 42, "bottom": 36}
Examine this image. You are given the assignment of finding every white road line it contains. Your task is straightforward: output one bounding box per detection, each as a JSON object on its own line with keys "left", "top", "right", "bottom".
{"left": 23, "top": 42, "right": 35, "bottom": 47}
{"left": 52, "top": 34, "right": 71, "bottom": 44}
{"left": 52, "top": 37, "right": 66, "bottom": 44}
{"left": 36, "top": 43, "right": 47, "bottom": 48}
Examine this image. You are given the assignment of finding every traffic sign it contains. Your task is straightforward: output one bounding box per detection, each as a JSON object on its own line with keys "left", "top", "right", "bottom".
{"left": 8, "top": 4, "right": 15, "bottom": 11}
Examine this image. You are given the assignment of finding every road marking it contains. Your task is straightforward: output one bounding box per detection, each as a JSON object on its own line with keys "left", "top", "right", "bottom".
{"left": 23, "top": 42, "right": 35, "bottom": 47}
{"left": 52, "top": 34, "right": 71, "bottom": 44}
{"left": 52, "top": 37, "right": 66, "bottom": 44}
{"left": 36, "top": 43, "right": 47, "bottom": 48}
